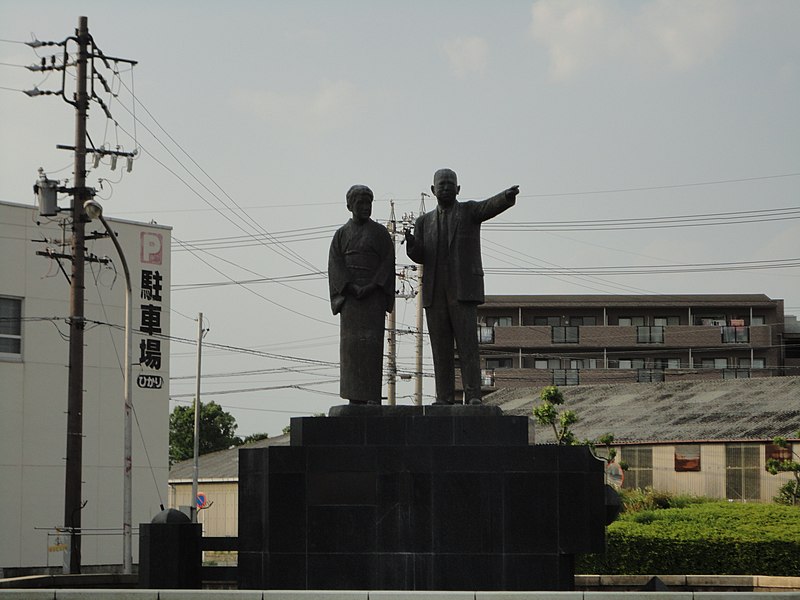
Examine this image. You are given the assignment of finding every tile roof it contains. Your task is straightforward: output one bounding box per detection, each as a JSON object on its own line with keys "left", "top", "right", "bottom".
{"left": 483, "top": 376, "right": 800, "bottom": 445}
{"left": 169, "top": 433, "right": 290, "bottom": 482}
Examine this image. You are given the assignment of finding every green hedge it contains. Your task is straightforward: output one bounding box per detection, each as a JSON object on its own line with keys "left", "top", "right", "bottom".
{"left": 577, "top": 502, "right": 800, "bottom": 576}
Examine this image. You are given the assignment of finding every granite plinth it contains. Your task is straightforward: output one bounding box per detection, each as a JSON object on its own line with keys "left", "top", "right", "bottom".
{"left": 238, "top": 411, "right": 605, "bottom": 591}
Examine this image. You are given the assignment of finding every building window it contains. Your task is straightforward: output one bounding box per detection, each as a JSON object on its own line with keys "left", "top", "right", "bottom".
{"left": 485, "top": 316, "right": 512, "bottom": 327}
{"left": 697, "top": 316, "right": 726, "bottom": 326}
{"left": 570, "top": 358, "right": 596, "bottom": 369}
{"left": 637, "top": 326, "right": 665, "bottom": 343}
{"left": 723, "top": 369, "right": 750, "bottom": 379}
{"left": 0, "top": 297, "right": 22, "bottom": 357}
{"left": 654, "top": 316, "right": 680, "bottom": 326}
{"left": 553, "top": 369, "right": 579, "bottom": 386}
{"left": 481, "top": 369, "right": 495, "bottom": 387}
{"left": 701, "top": 358, "right": 728, "bottom": 370}
{"left": 721, "top": 326, "right": 749, "bottom": 343}
{"left": 534, "top": 316, "right": 562, "bottom": 326}
{"left": 485, "top": 357, "right": 512, "bottom": 369}
{"left": 654, "top": 358, "right": 682, "bottom": 370}
{"left": 534, "top": 358, "right": 561, "bottom": 369}
{"left": 569, "top": 316, "right": 596, "bottom": 326}
{"left": 621, "top": 447, "right": 653, "bottom": 490}
{"left": 739, "top": 358, "right": 765, "bottom": 369}
{"left": 675, "top": 444, "right": 701, "bottom": 472}
{"left": 478, "top": 325, "right": 494, "bottom": 343}
{"left": 751, "top": 316, "right": 765, "bottom": 326}
{"left": 637, "top": 369, "right": 664, "bottom": 383}
{"left": 552, "top": 326, "right": 579, "bottom": 343}
{"left": 618, "top": 359, "right": 645, "bottom": 369}
{"left": 725, "top": 443, "right": 760, "bottom": 501}
{"left": 765, "top": 442, "right": 793, "bottom": 463}
{"left": 619, "top": 316, "right": 645, "bottom": 326}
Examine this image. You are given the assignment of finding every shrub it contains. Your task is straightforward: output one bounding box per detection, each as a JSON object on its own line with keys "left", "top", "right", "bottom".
{"left": 618, "top": 487, "right": 711, "bottom": 513}
{"left": 577, "top": 502, "right": 800, "bottom": 576}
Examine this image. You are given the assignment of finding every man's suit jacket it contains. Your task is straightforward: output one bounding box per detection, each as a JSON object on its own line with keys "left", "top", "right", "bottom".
{"left": 407, "top": 192, "right": 515, "bottom": 308}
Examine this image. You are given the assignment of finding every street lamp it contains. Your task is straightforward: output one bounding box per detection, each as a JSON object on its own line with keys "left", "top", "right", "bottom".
{"left": 83, "top": 199, "right": 134, "bottom": 575}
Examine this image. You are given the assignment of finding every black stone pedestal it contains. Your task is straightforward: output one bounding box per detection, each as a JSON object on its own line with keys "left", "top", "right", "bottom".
{"left": 139, "top": 509, "right": 202, "bottom": 589}
{"left": 238, "top": 406, "right": 605, "bottom": 591}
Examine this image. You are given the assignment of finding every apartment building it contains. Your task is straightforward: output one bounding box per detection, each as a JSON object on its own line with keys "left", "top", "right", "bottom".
{"left": 475, "top": 294, "right": 788, "bottom": 390}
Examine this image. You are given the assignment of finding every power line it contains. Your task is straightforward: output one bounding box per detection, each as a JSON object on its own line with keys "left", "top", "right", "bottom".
{"left": 110, "top": 80, "right": 320, "bottom": 275}
{"left": 518, "top": 172, "right": 800, "bottom": 198}
{"left": 485, "top": 257, "right": 800, "bottom": 276}
{"left": 171, "top": 237, "right": 333, "bottom": 325}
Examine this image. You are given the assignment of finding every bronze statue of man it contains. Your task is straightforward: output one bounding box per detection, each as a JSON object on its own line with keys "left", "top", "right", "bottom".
{"left": 406, "top": 169, "right": 518, "bottom": 405}
{"left": 329, "top": 185, "right": 395, "bottom": 405}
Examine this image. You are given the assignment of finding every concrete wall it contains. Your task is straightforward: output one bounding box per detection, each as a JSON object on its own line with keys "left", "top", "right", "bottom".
{"left": 0, "top": 201, "right": 171, "bottom": 569}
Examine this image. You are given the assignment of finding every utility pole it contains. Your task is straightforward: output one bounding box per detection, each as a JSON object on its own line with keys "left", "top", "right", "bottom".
{"left": 63, "top": 15, "right": 90, "bottom": 574}
{"left": 413, "top": 193, "right": 428, "bottom": 406}
{"left": 191, "top": 313, "right": 204, "bottom": 522}
{"left": 27, "top": 16, "right": 139, "bottom": 574}
{"left": 386, "top": 204, "right": 398, "bottom": 405}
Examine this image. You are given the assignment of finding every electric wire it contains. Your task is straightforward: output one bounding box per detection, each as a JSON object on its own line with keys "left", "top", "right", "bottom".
{"left": 111, "top": 78, "right": 319, "bottom": 275}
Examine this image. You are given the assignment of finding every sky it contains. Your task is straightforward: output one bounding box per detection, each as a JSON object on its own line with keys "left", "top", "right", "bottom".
{"left": 1, "top": 1, "right": 799, "bottom": 438}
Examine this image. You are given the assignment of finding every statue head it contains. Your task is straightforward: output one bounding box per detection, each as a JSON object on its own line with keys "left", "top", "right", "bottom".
{"left": 432, "top": 168, "right": 460, "bottom": 208}
{"left": 346, "top": 184, "right": 374, "bottom": 224}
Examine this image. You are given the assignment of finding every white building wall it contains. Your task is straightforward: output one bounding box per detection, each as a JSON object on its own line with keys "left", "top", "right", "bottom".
{"left": 620, "top": 443, "right": 795, "bottom": 502}
{"left": 0, "top": 200, "right": 170, "bottom": 570}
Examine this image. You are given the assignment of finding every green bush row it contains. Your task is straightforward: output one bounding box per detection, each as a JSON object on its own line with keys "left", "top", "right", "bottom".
{"left": 577, "top": 502, "right": 800, "bottom": 576}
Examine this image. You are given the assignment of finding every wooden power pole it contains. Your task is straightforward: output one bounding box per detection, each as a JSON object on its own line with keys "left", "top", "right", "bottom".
{"left": 63, "top": 15, "right": 90, "bottom": 575}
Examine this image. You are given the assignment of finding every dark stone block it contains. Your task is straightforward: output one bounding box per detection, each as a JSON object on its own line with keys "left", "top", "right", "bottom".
{"left": 236, "top": 552, "right": 264, "bottom": 590}
{"left": 328, "top": 404, "right": 423, "bottom": 418}
{"left": 406, "top": 416, "right": 456, "bottom": 446}
{"left": 267, "top": 553, "right": 307, "bottom": 589}
{"left": 454, "top": 415, "right": 528, "bottom": 446}
{"left": 307, "top": 553, "right": 376, "bottom": 589}
{"left": 365, "top": 416, "right": 410, "bottom": 445}
{"left": 138, "top": 522, "right": 202, "bottom": 589}
{"left": 308, "top": 505, "right": 377, "bottom": 553}
{"left": 432, "top": 553, "right": 503, "bottom": 590}
{"left": 307, "top": 445, "right": 377, "bottom": 472}
{"left": 266, "top": 473, "right": 306, "bottom": 553}
{"left": 237, "top": 449, "right": 268, "bottom": 552}
{"left": 504, "top": 472, "right": 559, "bottom": 554}
{"left": 292, "top": 415, "right": 365, "bottom": 446}
{"left": 432, "top": 472, "right": 503, "bottom": 554}
{"left": 374, "top": 553, "right": 414, "bottom": 590}
{"left": 423, "top": 404, "right": 503, "bottom": 417}
{"left": 376, "top": 445, "right": 433, "bottom": 473}
{"left": 237, "top": 414, "right": 605, "bottom": 591}
{"left": 308, "top": 471, "right": 377, "bottom": 505}
{"left": 502, "top": 554, "right": 568, "bottom": 591}
{"left": 267, "top": 446, "right": 306, "bottom": 473}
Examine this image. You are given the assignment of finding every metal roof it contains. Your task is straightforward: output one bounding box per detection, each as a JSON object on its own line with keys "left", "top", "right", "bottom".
{"left": 169, "top": 433, "right": 290, "bottom": 482}
{"left": 484, "top": 376, "right": 800, "bottom": 445}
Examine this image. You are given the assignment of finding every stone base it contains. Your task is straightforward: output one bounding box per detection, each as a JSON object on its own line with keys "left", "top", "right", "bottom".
{"left": 238, "top": 412, "right": 605, "bottom": 591}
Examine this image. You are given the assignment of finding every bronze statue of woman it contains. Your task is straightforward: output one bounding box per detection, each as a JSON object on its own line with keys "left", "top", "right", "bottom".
{"left": 328, "top": 185, "right": 395, "bottom": 404}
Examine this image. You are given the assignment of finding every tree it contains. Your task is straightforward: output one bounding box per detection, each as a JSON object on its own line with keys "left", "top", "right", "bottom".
{"left": 240, "top": 432, "right": 270, "bottom": 445}
{"left": 532, "top": 386, "right": 626, "bottom": 477}
{"left": 533, "top": 385, "right": 578, "bottom": 445}
{"left": 766, "top": 431, "right": 800, "bottom": 506}
{"left": 169, "top": 401, "right": 240, "bottom": 465}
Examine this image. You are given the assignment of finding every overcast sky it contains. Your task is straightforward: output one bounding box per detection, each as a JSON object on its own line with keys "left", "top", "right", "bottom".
{"left": 2, "top": 1, "right": 799, "bottom": 437}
